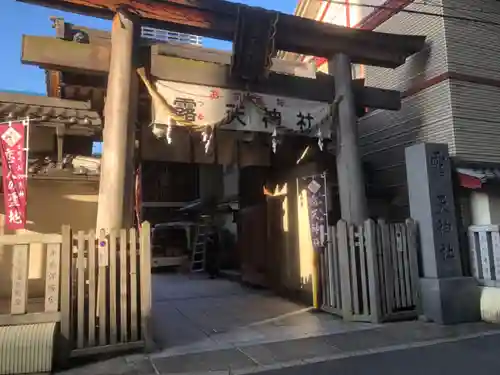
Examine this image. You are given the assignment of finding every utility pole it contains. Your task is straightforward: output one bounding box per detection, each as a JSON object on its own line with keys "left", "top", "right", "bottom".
{"left": 96, "top": 9, "right": 138, "bottom": 230}
{"left": 330, "top": 53, "right": 368, "bottom": 225}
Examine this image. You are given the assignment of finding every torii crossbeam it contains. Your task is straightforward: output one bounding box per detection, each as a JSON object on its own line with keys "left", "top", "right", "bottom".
{"left": 17, "top": 0, "right": 426, "bottom": 230}
{"left": 18, "top": 0, "right": 424, "bottom": 68}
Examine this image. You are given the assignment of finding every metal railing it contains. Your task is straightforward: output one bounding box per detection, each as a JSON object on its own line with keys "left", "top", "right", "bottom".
{"left": 141, "top": 26, "right": 203, "bottom": 46}
{"left": 469, "top": 225, "right": 500, "bottom": 287}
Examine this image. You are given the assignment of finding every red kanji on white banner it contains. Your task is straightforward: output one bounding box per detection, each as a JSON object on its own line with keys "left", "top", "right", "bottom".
{"left": 0, "top": 121, "right": 28, "bottom": 230}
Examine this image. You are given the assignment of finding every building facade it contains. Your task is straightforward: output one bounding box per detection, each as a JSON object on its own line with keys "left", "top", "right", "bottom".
{"left": 359, "top": 0, "right": 500, "bottom": 223}
{"left": 287, "top": 0, "right": 500, "bottom": 224}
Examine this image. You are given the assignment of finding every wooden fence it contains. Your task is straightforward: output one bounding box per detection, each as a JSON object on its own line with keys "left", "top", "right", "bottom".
{"left": 69, "top": 222, "right": 152, "bottom": 357}
{"left": 0, "top": 222, "right": 152, "bottom": 359}
{"left": 320, "top": 219, "right": 420, "bottom": 323}
{"left": 0, "top": 231, "right": 70, "bottom": 328}
{"left": 469, "top": 225, "right": 500, "bottom": 287}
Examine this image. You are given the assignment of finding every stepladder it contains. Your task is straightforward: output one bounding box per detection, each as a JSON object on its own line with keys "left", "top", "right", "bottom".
{"left": 191, "top": 223, "right": 209, "bottom": 272}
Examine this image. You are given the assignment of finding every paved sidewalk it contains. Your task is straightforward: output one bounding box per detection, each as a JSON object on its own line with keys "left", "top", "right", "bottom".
{"left": 147, "top": 321, "right": 500, "bottom": 374}
{"left": 57, "top": 321, "right": 500, "bottom": 375}
{"left": 56, "top": 273, "right": 500, "bottom": 375}
{"left": 255, "top": 332, "right": 500, "bottom": 375}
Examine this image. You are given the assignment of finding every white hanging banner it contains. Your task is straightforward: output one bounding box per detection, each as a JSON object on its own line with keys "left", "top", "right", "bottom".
{"left": 153, "top": 80, "right": 332, "bottom": 138}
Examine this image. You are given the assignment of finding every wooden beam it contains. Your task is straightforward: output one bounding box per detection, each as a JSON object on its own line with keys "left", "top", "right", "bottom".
{"left": 50, "top": 16, "right": 111, "bottom": 45}
{"left": 144, "top": 0, "right": 425, "bottom": 57}
{"left": 22, "top": 35, "right": 109, "bottom": 75}
{"left": 35, "top": 19, "right": 318, "bottom": 79}
{"left": 150, "top": 55, "right": 363, "bottom": 106}
{"left": 151, "top": 56, "right": 397, "bottom": 109}
{"left": 17, "top": 0, "right": 234, "bottom": 40}
{"left": 151, "top": 43, "right": 316, "bottom": 78}
{"left": 21, "top": 35, "right": 401, "bottom": 110}
{"left": 17, "top": 0, "right": 425, "bottom": 68}
{"left": 21, "top": 34, "right": 314, "bottom": 77}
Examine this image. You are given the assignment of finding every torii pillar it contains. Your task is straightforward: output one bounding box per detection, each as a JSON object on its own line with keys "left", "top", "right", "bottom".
{"left": 96, "top": 10, "right": 138, "bottom": 230}
{"left": 330, "top": 54, "right": 368, "bottom": 225}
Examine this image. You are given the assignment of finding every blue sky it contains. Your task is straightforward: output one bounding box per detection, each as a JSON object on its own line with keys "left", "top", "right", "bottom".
{"left": 0, "top": 0, "right": 296, "bottom": 95}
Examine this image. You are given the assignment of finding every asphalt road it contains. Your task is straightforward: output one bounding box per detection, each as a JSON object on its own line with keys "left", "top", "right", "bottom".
{"left": 258, "top": 334, "right": 500, "bottom": 375}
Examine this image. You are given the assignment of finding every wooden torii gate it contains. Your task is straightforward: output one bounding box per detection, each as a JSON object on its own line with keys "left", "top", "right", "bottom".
{"left": 18, "top": 0, "right": 425, "bottom": 230}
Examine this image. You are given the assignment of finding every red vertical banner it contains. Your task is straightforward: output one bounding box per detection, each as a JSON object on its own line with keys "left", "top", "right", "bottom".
{"left": 0, "top": 121, "right": 28, "bottom": 230}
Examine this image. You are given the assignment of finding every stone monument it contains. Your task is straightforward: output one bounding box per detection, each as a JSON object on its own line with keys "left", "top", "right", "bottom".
{"left": 405, "top": 143, "right": 480, "bottom": 324}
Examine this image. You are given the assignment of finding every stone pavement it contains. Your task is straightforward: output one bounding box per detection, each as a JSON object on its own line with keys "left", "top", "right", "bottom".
{"left": 255, "top": 332, "right": 500, "bottom": 375}
{"left": 146, "top": 321, "right": 500, "bottom": 374}
{"left": 55, "top": 273, "right": 500, "bottom": 375}
{"left": 149, "top": 273, "right": 377, "bottom": 353}
{"left": 58, "top": 321, "right": 500, "bottom": 375}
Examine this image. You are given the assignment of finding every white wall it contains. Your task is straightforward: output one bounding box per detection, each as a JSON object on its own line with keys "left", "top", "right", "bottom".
{"left": 470, "top": 190, "right": 500, "bottom": 225}
{"left": 470, "top": 191, "right": 491, "bottom": 225}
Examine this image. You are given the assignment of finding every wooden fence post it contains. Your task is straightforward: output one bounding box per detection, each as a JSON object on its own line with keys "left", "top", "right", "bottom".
{"left": 109, "top": 229, "right": 118, "bottom": 345}
{"left": 377, "top": 219, "right": 393, "bottom": 317}
{"left": 97, "top": 229, "right": 108, "bottom": 346}
{"left": 11, "top": 244, "right": 29, "bottom": 315}
{"left": 405, "top": 218, "right": 422, "bottom": 315}
{"left": 364, "top": 219, "right": 382, "bottom": 323}
{"left": 468, "top": 229, "right": 480, "bottom": 279}
{"left": 330, "top": 225, "right": 342, "bottom": 311}
{"left": 139, "top": 221, "right": 154, "bottom": 351}
{"left": 337, "top": 220, "right": 352, "bottom": 320}
{"left": 59, "top": 225, "right": 73, "bottom": 361}
{"left": 76, "top": 231, "right": 85, "bottom": 349}
{"left": 312, "top": 249, "right": 320, "bottom": 310}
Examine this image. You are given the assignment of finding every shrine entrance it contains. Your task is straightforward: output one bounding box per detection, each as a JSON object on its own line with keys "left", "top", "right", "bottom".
{"left": 18, "top": 0, "right": 425, "bottom": 358}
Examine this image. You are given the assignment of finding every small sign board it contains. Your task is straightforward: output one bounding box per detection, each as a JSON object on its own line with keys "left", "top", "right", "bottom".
{"left": 299, "top": 172, "right": 329, "bottom": 251}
